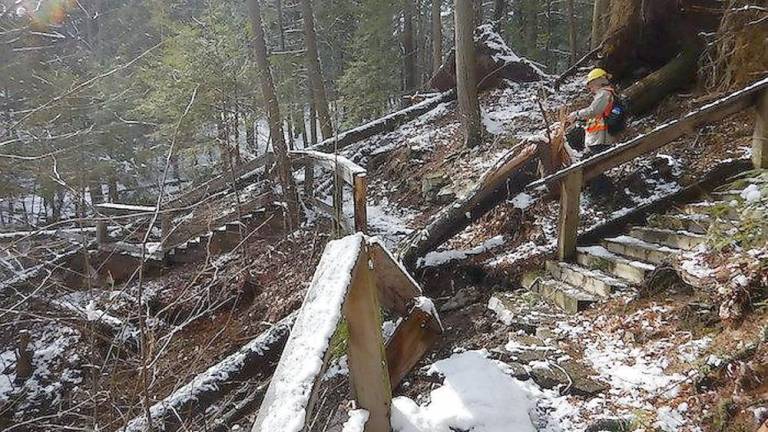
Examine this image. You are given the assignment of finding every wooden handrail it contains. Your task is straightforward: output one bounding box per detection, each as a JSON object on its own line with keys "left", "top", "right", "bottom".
{"left": 530, "top": 76, "right": 768, "bottom": 190}
{"left": 290, "top": 150, "right": 368, "bottom": 234}
{"left": 536, "top": 77, "right": 768, "bottom": 262}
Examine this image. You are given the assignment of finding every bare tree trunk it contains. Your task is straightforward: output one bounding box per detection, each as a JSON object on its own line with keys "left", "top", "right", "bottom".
{"left": 455, "top": 0, "right": 482, "bottom": 148}
{"left": 275, "top": 0, "right": 286, "bottom": 51}
{"left": 473, "top": 0, "right": 483, "bottom": 26}
{"left": 432, "top": 0, "right": 443, "bottom": 75}
{"left": 567, "top": 0, "right": 577, "bottom": 64}
{"left": 301, "top": 0, "right": 334, "bottom": 140}
{"left": 591, "top": 0, "right": 609, "bottom": 49}
{"left": 493, "top": 0, "right": 506, "bottom": 32}
{"left": 308, "top": 89, "right": 318, "bottom": 145}
{"left": 248, "top": 0, "right": 300, "bottom": 228}
{"left": 403, "top": 0, "right": 417, "bottom": 92}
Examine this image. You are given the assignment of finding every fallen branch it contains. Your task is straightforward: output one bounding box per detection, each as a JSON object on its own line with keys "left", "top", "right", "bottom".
{"left": 120, "top": 311, "right": 297, "bottom": 432}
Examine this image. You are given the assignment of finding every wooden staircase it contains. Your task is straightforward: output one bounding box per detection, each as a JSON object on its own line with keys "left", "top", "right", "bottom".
{"left": 526, "top": 186, "right": 749, "bottom": 313}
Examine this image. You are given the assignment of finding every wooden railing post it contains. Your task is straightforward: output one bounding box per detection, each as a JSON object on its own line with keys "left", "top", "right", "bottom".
{"left": 345, "top": 244, "right": 392, "bottom": 432}
{"left": 95, "top": 220, "right": 108, "bottom": 247}
{"left": 353, "top": 173, "right": 368, "bottom": 234}
{"left": 557, "top": 169, "right": 583, "bottom": 261}
{"left": 754, "top": 89, "right": 768, "bottom": 169}
{"left": 332, "top": 165, "right": 344, "bottom": 234}
{"left": 304, "top": 162, "right": 315, "bottom": 197}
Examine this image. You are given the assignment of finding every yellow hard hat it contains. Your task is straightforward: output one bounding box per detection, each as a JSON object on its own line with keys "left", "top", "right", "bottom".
{"left": 586, "top": 68, "right": 610, "bottom": 84}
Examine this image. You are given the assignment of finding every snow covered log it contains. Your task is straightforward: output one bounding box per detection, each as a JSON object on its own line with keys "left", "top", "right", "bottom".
{"left": 120, "top": 311, "right": 296, "bottom": 432}
{"left": 310, "top": 91, "right": 456, "bottom": 154}
{"left": 400, "top": 142, "right": 541, "bottom": 270}
{"left": 429, "top": 25, "right": 545, "bottom": 92}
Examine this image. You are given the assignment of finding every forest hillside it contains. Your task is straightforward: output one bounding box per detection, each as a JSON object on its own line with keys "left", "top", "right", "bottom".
{"left": 1, "top": 0, "right": 768, "bottom": 431}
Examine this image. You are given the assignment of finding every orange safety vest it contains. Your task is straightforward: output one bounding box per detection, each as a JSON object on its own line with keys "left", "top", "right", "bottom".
{"left": 585, "top": 88, "right": 615, "bottom": 134}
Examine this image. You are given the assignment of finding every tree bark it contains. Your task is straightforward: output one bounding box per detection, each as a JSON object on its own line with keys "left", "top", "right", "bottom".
{"left": 493, "top": 0, "right": 506, "bottom": 33}
{"left": 308, "top": 89, "right": 318, "bottom": 145}
{"left": 567, "top": 0, "right": 577, "bottom": 64}
{"left": 403, "top": 0, "right": 418, "bottom": 93}
{"left": 248, "top": 0, "right": 300, "bottom": 229}
{"left": 275, "top": 0, "right": 286, "bottom": 51}
{"left": 455, "top": 0, "right": 482, "bottom": 148}
{"left": 400, "top": 143, "right": 540, "bottom": 269}
{"left": 301, "top": 0, "right": 334, "bottom": 140}
{"left": 431, "top": 0, "right": 443, "bottom": 75}
{"left": 591, "top": 0, "right": 609, "bottom": 50}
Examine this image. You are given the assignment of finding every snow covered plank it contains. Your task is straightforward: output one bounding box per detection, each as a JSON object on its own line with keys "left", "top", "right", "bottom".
{"left": 95, "top": 203, "right": 157, "bottom": 216}
{"left": 253, "top": 233, "right": 370, "bottom": 432}
{"left": 121, "top": 312, "right": 296, "bottom": 432}
{"left": 288, "top": 150, "right": 365, "bottom": 186}
{"left": 531, "top": 76, "right": 768, "bottom": 188}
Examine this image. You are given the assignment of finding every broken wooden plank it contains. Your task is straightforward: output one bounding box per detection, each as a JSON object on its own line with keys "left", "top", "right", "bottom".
{"left": 385, "top": 304, "right": 442, "bottom": 390}
{"left": 369, "top": 239, "right": 422, "bottom": 316}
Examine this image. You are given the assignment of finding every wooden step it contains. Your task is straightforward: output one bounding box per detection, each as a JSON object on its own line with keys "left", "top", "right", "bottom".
{"left": 528, "top": 279, "right": 597, "bottom": 314}
{"left": 647, "top": 213, "right": 711, "bottom": 234}
{"left": 576, "top": 246, "right": 655, "bottom": 284}
{"left": 545, "top": 261, "right": 627, "bottom": 297}
{"left": 601, "top": 235, "right": 678, "bottom": 265}
{"left": 627, "top": 226, "right": 705, "bottom": 251}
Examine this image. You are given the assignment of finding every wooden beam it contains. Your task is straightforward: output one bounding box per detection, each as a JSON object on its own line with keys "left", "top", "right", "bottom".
{"left": 385, "top": 308, "right": 441, "bottom": 390}
{"left": 754, "top": 89, "right": 768, "bottom": 169}
{"left": 95, "top": 220, "right": 108, "bottom": 246}
{"left": 557, "top": 169, "right": 583, "bottom": 261}
{"left": 344, "top": 244, "right": 392, "bottom": 432}
{"left": 289, "top": 150, "right": 365, "bottom": 186}
{"left": 530, "top": 77, "right": 768, "bottom": 189}
{"left": 353, "top": 173, "right": 368, "bottom": 234}
{"left": 369, "top": 240, "right": 422, "bottom": 316}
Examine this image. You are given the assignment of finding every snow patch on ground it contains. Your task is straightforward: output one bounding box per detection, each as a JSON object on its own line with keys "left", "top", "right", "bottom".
{"left": 418, "top": 235, "right": 505, "bottom": 268}
{"left": 391, "top": 350, "right": 538, "bottom": 432}
{"left": 342, "top": 409, "right": 370, "bottom": 432}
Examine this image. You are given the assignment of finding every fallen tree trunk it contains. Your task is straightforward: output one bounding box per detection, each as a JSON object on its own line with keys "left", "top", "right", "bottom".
{"left": 310, "top": 90, "right": 456, "bottom": 153}
{"left": 121, "top": 312, "right": 297, "bottom": 432}
{"left": 399, "top": 142, "right": 541, "bottom": 270}
{"left": 623, "top": 40, "right": 703, "bottom": 115}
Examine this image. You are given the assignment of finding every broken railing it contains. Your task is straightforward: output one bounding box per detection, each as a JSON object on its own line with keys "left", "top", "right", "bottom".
{"left": 252, "top": 233, "right": 442, "bottom": 432}
{"left": 529, "top": 76, "right": 768, "bottom": 261}
{"left": 289, "top": 149, "right": 368, "bottom": 235}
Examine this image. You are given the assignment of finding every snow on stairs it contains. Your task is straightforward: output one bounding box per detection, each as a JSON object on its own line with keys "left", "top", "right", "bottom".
{"left": 526, "top": 186, "right": 742, "bottom": 314}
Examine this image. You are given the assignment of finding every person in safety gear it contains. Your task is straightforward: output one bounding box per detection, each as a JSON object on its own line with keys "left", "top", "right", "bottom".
{"left": 566, "top": 68, "right": 617, "bottom": 157}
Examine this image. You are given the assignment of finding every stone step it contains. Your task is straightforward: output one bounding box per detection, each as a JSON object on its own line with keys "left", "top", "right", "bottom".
{"left": 627, "top": 226, "right": 705, "bottom": 251}
{"left": 529, "top": 279, "right": 597, "bottom": 314}
{"left": 576, "top": 246, "right": 656, "bottom": 284}
{"left": 601, "top": 235, "right": 678, "bottom": 266}
{"left": 545, "top": 261, "right": 627, "bottom": 297}
{"left": 646, "top": 213, "right": 711, "bottom": 234}
{"left": 683, "top": 201, "right": 739, "bottom": 220}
